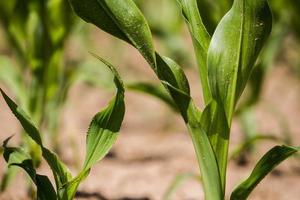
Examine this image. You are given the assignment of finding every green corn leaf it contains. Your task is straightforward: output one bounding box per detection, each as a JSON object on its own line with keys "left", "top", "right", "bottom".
{"left": 231, "top": 145, "right": 300, "bottom": 200}
{"left": 200, "top": 101, "right": 229, "bottom": 191}
{"left": 195, "top": 0, "right": 220, "bottom": 34}
{"left": 69, "top": 0, "right": 128, "bottom": 42}
{"left": 42, "top": 148, "right": 72, "bottom": 189}
{"left": 58, "top": 55, "right": 125, "bottom": 200}
{"left": 207, "top": 0, "right": 272, "bottom": 123}
{"left": 82, "top": 54, "right": 125, "bottom": 171}
{"left": 177, "top": 0, "right": 212, "bottom": 104}
{"left": 3, "top": 138, "right": 57, "bottom": 200}
{"left": 72, "top": 2, "right": 223, "bottom": 198}
{"left": 69, "top": 0, "right": 156, "bottom": 66}
{"left": 57, "top": 170, "right": 90, "bottom": 200}
{"left": 127, "top": 82, "right": 177, "bottom": 112}
{"left": 155, "top": 54, "right": 191, "bottom": 121}
{"left": 0, "top": 89, "right": 72, "bottom": 190}
{"left": 154, "top": 54, "right": 223, "bottom": 200}
{"left": 0, "top": 89, "right": 43, "bottom": 146}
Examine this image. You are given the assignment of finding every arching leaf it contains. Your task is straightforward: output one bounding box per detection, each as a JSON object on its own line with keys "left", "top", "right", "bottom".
{"left": 231, "top": 145, "right": 300, "bottom": 200}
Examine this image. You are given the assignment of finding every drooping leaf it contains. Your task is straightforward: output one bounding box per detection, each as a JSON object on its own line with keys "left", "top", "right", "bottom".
{"left": 231, "top": 145, "right": 300, "bottom": 200}
{"left": 69, "top": 0, "right": 156, "bottom": 66}
{"left": 0, "top": 89, "right": 43, "bottom": 146}
{"left": 0, "top": 89, "right": 72, "bottom": 190}
{"left": 207, "top": 0, "right": 272, "bottom": 123}
{"left": 3, "top": 139, "right": 57, "bottom": 200}
{"left": 155, "top": 54, "right": 191, "bottom": 121}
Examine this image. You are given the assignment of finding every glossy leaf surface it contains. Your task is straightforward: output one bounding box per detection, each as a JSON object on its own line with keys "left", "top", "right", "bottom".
{"left": 207, "top": 0, "right": 272, "bottom": 122}
{"left": 82, "top": 54, "right": 125, "bottom": 171}
{"left": 70, "top": 0, "right": 156, "bottom": 66}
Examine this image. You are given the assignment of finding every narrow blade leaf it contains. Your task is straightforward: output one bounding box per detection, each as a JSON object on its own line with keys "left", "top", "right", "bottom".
{"left": 177, "top": 0, "right": 212, "bottom": 103}
{"left": 3, "top": 140, "right": 57, "bottom": 200}
{"left": 60, "top": 56, "right": 125, "bottom": 200}
{"left": 230, "top": 145, "right": 300, "bottom": 200}
{"left": 0, "top": 89, "right": 72, "bottom": 190}
{"left": 83, "top": 55, "right": 125, "bottom": 171}
{"left": 1, "top": 89, "right": 42, "bottom": 146}
{"left": 70, "top": 0, "right": 156, "bottom": 66}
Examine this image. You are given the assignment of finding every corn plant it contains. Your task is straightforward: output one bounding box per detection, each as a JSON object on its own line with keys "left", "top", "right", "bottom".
{"left": 0, "top": 0, "right": 76, "bottom": 156}
{"left": 0, "top": 56, "right": 125, "bottom": 200}
{"left": 0, "top": 0, "right": 79, "bottom": 191}
{"left": 70, "top": 0, "right": 300, "bottom": 199}
{"left": 130, "top": 0, "right": 298, "bottom": 162}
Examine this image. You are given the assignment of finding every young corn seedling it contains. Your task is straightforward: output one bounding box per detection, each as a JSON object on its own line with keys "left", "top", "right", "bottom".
{"left": 0, "top": 0, "right": 75, "bottom": 169}
{"left": 70, "top": 0, "right": 300, "bottom": 199}
{"left": 0, "top": 0, "right": 100, "bottom": 191}
{"left": 0, "top": 57, "right": 125, "bottom": 200}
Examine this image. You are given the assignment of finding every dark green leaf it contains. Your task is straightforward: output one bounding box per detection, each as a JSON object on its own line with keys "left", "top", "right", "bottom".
{"left": 3, "top": 139, "right": 57, "bottom": 200}
{"left": 0, "top": 89, "right": 72, "bottom": 190}
{"left": 0, "top": 89, "right": 42, "bottom": 146}
{"left": 70, "top": 0, "right": 156, "bottom": 66}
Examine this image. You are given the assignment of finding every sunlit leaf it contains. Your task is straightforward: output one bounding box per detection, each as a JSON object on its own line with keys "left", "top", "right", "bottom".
{"left": 231, "top": 145, "right": 300, "bottom": 200}
{"left": 70, "top": 0, "right": 156, "bottom": 66}
{"left": 207, "top": 0, "right": 272, "bottom": 123}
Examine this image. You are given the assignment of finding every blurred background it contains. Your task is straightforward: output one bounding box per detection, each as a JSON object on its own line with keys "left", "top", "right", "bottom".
{"left": 0, "top": 0, "right": 300, "bottom": 199}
